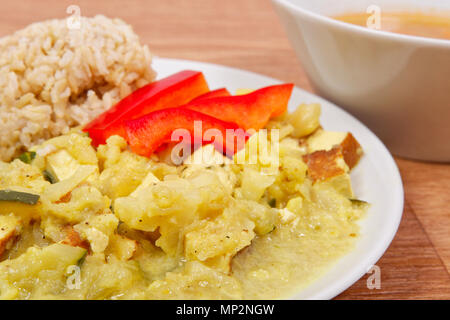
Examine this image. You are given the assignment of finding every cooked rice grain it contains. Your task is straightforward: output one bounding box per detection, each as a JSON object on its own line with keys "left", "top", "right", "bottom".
{"left": 0, "top": 15, "right": 156, "bottom": 161}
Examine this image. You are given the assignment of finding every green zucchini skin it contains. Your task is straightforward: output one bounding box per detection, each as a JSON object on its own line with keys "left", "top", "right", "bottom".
{"left": 0, "top": 190, "right": 40, "bottom": 205}
{"left": 18, "top": 151, "right": 36, "bottom": 164}
{"left": 268, "top": 198, "right": 277, "bottom": 208}
{"left": 43, "top": 170, "right": 58, "bottom": 184}
{"left": 350, "top": 198, "right": 370, "bottom": 210}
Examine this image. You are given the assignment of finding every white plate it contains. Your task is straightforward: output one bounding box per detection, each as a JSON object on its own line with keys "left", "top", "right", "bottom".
{"left": 153, "top": 57, "right": 404, "bottom": 300}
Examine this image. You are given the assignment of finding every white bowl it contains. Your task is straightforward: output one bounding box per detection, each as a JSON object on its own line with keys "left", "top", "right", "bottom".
{"left": 272, "top": 0, "right": 450, "bottom": 162}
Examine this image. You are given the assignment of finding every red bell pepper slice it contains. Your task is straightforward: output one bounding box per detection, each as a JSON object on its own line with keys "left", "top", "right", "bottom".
{"left": 189, "top": 88, "right": 231, "bottom": 102}
{"left": 181, "top": 84, "right": 293, "bottom": 130}
{"left": 124, "top": 108, "right": 247, "bottom": 158}
{"left": 84, "top": 70, "right": 210, "bottom": 145}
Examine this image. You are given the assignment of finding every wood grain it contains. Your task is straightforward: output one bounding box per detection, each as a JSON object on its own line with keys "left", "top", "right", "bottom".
{"left": 0, "top": 0, "right": 449, "bottom": 299}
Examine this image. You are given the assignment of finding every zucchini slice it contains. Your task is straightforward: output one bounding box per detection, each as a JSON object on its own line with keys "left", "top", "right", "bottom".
{"left": 18, "top": 151, "right": 36, "bottom": 164}
{"left": 350, "top": 198, "right": 370, "bottom": 209}
{"left": 0, "top": 190, "right": 40, "bottom": 205}
{"left": 268, "top": 198, "right": 276, "bottom": 208}
{"left": 43, "top": 170, "right": 58, "bottom": 184}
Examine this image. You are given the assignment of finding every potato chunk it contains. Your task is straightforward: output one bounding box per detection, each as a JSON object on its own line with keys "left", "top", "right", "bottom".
{"left": 97, "top": 152, "right": 151, "bottom": 200}
{"left": 107, "top": 234, "right": 138, "bottom": 261}
{"left": 184, "top": 209, "right": 255, "bottom": 271}
{"left": 286, "top": 104, "right": 321, "bottom": 138}
{"left": 74, "top": 213, "right": 119, "bottom": 253}
{"left": 114, "top": 171, "right": 230, "bottom": 256}
{"left": 240, "top": 167, "right": 276, "bottom": 201}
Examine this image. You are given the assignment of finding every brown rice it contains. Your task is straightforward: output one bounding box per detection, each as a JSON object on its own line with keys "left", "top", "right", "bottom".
{"left": 0, "top": 15, "right": 156, "bottom": 162}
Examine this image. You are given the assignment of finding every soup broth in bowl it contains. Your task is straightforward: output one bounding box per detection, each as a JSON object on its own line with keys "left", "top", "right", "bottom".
{"left": 333, "top": 12, "right": 450, "bottom": 40}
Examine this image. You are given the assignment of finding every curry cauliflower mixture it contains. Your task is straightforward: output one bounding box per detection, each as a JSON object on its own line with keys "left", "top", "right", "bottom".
{"left": 0, "top": 104, "right": 367, "bottom": 300}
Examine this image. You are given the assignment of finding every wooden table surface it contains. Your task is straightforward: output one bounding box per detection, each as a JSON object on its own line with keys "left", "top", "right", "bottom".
{"left": 1, "top": 0, "right": 449, "bottom": 300}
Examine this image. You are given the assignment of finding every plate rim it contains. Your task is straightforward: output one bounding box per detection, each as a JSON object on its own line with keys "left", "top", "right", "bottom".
{"left": 152, "top": 57, "right": 405, "bottom": 300}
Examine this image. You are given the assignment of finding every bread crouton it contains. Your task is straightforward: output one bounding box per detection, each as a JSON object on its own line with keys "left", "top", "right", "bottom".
{"left": 303, "top": 147, "right": 354, "bottom": 197}
{"left": 0, "top": 215, "right": 22, "bottom": 256}
{"left": 307, "top": 130, "right": 363, "bottom": 169}
{"left": 303, "top": 147, "right": 348, "bottom": 182}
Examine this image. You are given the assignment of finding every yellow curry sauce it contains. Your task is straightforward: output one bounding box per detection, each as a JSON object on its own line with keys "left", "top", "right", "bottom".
{"left": 0, "top": 103, "right": 367, "bottom": 300}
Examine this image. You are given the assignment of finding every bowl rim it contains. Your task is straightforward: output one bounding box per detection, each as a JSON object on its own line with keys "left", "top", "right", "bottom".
{"left": 272, "top": 0, "right": 450, "bottom": 48}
